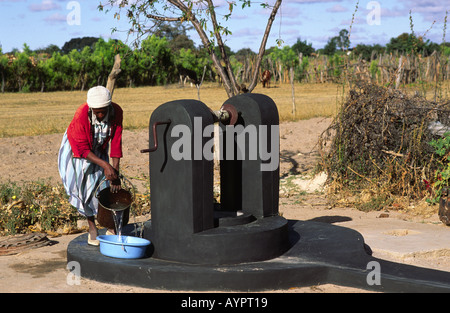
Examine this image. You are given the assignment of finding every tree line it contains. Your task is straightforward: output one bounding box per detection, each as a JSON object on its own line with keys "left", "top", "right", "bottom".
{"left": 263, "top": 29, "right": 450, "bottom": 87}
{"left": 1, "top": 25, "right": 449, "bottom": 93}
{"left": 0, "top": 35, "right": 257, "bottom": 93}
{"left": 0, "top": 35, "right": 207, "bottom": 93}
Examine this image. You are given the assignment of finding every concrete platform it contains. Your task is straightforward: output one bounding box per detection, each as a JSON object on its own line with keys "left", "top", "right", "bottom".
{"left": 340, "top": 218, "right": 450, "bottom": 261}
{"left": 67, "top": 220, "right": 450, "bottom": 292}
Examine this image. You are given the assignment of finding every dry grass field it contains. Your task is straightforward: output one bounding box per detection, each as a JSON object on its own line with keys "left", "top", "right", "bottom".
{"left": 0, "top": 82, "right": 341, "bottom": 138}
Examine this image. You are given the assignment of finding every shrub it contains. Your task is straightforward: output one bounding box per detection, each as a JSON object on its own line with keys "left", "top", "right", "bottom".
{"left": 0, "top": 181, "right": 78, "bottom": 235}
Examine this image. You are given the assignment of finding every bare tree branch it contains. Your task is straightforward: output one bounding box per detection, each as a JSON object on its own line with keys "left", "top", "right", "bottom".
{"left": 167, "top": 0, "right": 235, "bottom": 97}
{"left": 106, "top": 54, "right": 122, "bottom": 97}
{"left": 145, "top": 14, "right": 182, "bottom": 22}
{"left": 205, "top": 0, "right": 239, "bottom": 96}
{"left": 248, "top": 0, "right": 282, "bottom": 92}
{"left": 102, "top": 0, "right": 283, "bottom": 98}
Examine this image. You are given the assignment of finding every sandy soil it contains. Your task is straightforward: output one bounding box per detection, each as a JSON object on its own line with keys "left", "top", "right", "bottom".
{"left": 0, "top": 117, "right": 330, "bottom": 192}
{"left": 0, "top": 117, "right": 448, "bottom": 293}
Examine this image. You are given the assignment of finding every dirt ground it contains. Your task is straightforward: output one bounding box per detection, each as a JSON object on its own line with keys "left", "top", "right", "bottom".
{"left": 0, "top": 117, "right": 329, "bottom": 191}
{"left": 0, "top": 117, "right": 449, "bottom": 293}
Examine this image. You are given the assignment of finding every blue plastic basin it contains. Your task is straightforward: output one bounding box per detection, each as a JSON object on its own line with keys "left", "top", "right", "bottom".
{"left": 97, "top": 235, "right": 151, "bottom": 259}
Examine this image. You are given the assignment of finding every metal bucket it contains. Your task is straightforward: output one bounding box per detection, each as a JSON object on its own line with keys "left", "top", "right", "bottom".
{"left": 95, "top": 175, "right": 134, "bottom": 230}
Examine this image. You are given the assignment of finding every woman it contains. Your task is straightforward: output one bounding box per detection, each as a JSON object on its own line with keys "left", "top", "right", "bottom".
{"left": 58, "top": 86, "right": 123, "bottom": 246}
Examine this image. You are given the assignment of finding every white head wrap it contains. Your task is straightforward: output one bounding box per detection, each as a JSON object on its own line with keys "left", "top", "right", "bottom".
{"left": 87, "top": 86, "right": 111, "bottom": 108}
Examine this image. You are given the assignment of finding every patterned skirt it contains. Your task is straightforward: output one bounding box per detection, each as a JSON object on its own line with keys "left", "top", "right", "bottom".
{"left": 57, "top": 131, "right": 109, "bottom": 217}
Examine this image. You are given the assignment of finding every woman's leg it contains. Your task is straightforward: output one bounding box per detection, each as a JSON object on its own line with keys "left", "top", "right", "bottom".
{"left": 86, "top": 216, "right": 98, "bottom": 239}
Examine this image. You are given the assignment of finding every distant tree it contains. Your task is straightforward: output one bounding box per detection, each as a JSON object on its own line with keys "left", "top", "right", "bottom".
{"left": 34, "top": 44, "right": 61, "bottom": 55}
{"left": 234, "top": 48, "right": 257, "bottom": 82}
{"left": 443, "top": 42, "right": 450, "bottom": 56}
{"left": 122, "top": 49, "right": 140, "bottom": 87}
{"left": 323, "top": 37, "right": 337, "bottom": 56}
{"left": 234, "top": 48, "right": 256, "bottom": 62}
{"left": 323, "top": 29, "right": 350, "bottom": 55}
{"left": 279, "top": 46, "right": 299, "bottom": 69}
{"left": 137, "top": 35, "right": 174, "bottom": 85}
{"left": 386, "top": 33, "right": 415, "bottom": 54}
{"left": 353, "top": 43, "right": 385, "bottom": 60}
{"left": 267, "top": 45, "right": 299, "bottom": 76}
{"left": 153, "top": 21, "right": 196, "bottom": 52}
{"left": 385, "top": 33, "right": 440, "bottom": 56}
{"left": 86, "top": 38, "right": 130, "bottom": 87}
{"left": 0, "top": 48, "right": 10, "bottom": 93}
{"left": 175, "top": 48, "right": 201, "bottom": 81}
{"left": 35, "top": 58, "right": 53, "bottom": 92}
{"left": 61, "top": 37, "right": 100, "bottom": 54}
{"left": 77, "top": 46, "right": 94, "bottom": 91}
{"left": 11, "top": 44, "right": 33, "bottom": 91}
{"left": 335, "top": 29, "right": 350, "bottom": 51}
{"left": 46, "top": 52, "right": 72, "bottom": 90}
{"left": 291, "top": 38, "right": 315, "bottom": 56}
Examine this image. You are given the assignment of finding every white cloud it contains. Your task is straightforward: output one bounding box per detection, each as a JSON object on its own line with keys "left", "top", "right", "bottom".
{"left": 29, "top": 0, "right": 60, "bottom": 12}
{"left": 327, "top": 4, "right": 348, "bottom": 13}
{"left": 44, "top": 12, "right": 66, "bottom": 24}
{"left": 392, "top": 0, "right": 448, "bottom": 23}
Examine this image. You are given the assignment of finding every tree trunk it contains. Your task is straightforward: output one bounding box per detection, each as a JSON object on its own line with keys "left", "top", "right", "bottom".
{"left": 170, "top": 0, "right": 281, "bottom": 97}
{"left": 289, "top": 67, "right": 296, "bottom": 117}
{"left": 106, "top": 54, "right": 122, "bottom": 97}
{"left": 247, "top": 0, "right": 282, "bottom": 92}
{"left": 81, "top": 76, "right": 86, "bottom": 91}
{"left": 395, "top": 55, "right": 404, "bottom": 89}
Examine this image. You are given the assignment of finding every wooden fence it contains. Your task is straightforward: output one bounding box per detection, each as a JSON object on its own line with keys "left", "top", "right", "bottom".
{"left": 249, "top": 51, "right": 450, "bottom": 88}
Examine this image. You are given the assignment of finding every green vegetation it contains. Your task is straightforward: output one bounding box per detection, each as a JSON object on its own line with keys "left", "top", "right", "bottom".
{"left": 0, "top": 179, "right": 151, "bottom": 236}
{"left": 0, "top": 180, "right": 77, "bottom": 235}
{"left": 429, "top": 133, "right": 450, "bottom": 203}
{"left": 1, "top": 24, "right": 449, "bottom": 94}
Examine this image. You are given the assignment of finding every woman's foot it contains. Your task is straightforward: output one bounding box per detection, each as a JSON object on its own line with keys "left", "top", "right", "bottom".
{"left": 106, "top": 228, "right": 116, "bottom": 235}
{"left": 86, "top": 216, "right": 99, "bottom": 246}
{"left": 87, "top": 232, "right": 99, "bottom": 246}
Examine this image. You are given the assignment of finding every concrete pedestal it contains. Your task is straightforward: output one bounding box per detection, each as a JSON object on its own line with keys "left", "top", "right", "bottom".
{"left": 67, "top": 220, "right": 450, "bottom": 292}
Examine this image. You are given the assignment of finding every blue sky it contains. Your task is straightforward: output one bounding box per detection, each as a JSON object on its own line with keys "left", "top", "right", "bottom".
{"left": 0, "top": 0, "right": 448, "bottom": 53}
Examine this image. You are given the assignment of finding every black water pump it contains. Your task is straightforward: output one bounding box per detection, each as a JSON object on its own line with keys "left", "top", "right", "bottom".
{"left": 140, "top": 93, "right": 290, "bottom": 264}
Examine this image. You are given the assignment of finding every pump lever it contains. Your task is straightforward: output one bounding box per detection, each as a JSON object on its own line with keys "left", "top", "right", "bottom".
{"left": 140, "top": 119, "right": 171, "bottom": 153}
{"left": 210, "top": 103, "right": 238, "bottom": 125}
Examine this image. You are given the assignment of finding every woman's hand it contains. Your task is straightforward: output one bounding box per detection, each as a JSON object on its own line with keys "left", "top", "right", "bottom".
{"left": 110, "top": 176, "right": 121, "bottom": 193}
{"left": 104, "top": 164, "right": 118, "bottom": 181}
{"left": 110, "top": 182, "right": 121, "bottom": 193}
{"left": 85, "top": 152, "right": 121, "bottom": 193}
{"left": 105, "top": 166, "right": 121, "bottom": 193}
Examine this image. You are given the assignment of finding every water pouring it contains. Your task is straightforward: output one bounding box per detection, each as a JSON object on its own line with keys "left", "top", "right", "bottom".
{"left": 95, "top": 174, "right": 151, "bottom": 259}
{"left": 95, "top": 174, "right": 135, "bottom": 233}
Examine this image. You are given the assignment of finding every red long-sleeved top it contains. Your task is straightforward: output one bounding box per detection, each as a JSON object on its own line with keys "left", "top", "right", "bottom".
{"left": 67, "top": 102, "right": 123, "bottom": 159}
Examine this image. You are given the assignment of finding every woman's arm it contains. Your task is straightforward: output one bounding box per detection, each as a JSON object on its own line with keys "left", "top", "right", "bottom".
{"left": 111, "top": 157, "right": 120, "bottom": 172}
{"left": 85, "top": 152, "right": 121, "bottom": 192}
{"left": 110, "top": 157, "right": 121, "bottom": 193}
